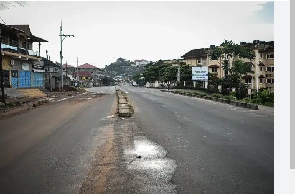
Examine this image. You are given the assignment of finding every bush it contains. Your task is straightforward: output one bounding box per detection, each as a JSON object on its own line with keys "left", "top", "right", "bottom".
{"left": 250, "top": 98, "right": 261, "bottom": 104}
{"left": 259, "top": 89, "right": 274, "bottom": 104}
{"left": 264, "top": 102, "right": 274, "bottom": 107}
{"left": 229, "top": 91, "right": 236, "bottom": 97}
{"left": 224, "top": 95, "right": 235, "bottom": 100}
{"left": 172, "top": 86, "right": 207, "bottom": 92}
{"left": 242, "top": 97, "right": 251, "bottom": 103}
{"left": 212, "top": 93, "right": 223, "bottom": 98}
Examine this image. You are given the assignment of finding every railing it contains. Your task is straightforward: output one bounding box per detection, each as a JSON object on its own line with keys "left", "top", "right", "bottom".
{"left": 28, "top": 50, "right": 39, "bottom": 56}
{"left": 1, "top": 43, "right": 40, "bottom": 58}
{"left": 1, "top": 43, "right": 18, "bottom": 51}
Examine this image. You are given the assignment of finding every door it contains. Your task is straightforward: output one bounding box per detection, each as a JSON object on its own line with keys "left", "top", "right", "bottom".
{"left": 11, "top": 70, "right": 18, "bottom": 88}
{"left": 32, "top": 72, "right": 44, "bottom": 88}
{"left": 19, "top": 70, "right": 31, "bottom": 88}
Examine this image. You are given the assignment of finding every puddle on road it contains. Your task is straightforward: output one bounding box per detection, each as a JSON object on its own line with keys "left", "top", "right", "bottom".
{"left": 124, "top": 136, "right": 178, "bottom": 194}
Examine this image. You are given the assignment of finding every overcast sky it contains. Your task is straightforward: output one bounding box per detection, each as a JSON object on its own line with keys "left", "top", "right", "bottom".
{"left": 0, "top": 1, "right": 274, "bottom": 68}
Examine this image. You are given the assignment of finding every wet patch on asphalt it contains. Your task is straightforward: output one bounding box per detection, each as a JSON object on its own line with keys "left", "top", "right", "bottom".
{"left": 124, "top": 136, "right": 178, "bottom": 194}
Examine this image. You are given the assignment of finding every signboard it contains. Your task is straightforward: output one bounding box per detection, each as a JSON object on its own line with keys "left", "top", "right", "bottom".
{"left": 192, "top": 66, "right": 208, "bottom": 81}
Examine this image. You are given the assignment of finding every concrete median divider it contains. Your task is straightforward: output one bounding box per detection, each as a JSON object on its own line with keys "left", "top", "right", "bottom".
{"left": 116, "top": 90, "right": 133, "bottom": 117}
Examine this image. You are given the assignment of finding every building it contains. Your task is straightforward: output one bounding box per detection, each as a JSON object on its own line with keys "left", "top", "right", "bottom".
{"left": 134, "top": 59, "right": 149, "bottom": 66}
{"left": 163, "top": 59, "right": 184, "bottom": 66}
{"left": 62, "top": 63, "right": 75, "bottom": 76}
{"left": 242, "top": 40, "right": 274, "bottom": 92}
{"left": 1, "top": 23, "right": 48, "bottom": 88}
{"left": 181, "top": 49, "right": 209, "bottom": 67}
{"left": 71, "top": 63, "right": 103, "bottom": 81}
{"left": 181, "top": 40, "right": 274, "bottom": 92}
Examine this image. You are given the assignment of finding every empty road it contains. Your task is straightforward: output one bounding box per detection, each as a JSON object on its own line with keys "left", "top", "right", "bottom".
{"left": 119, "top": 85, "right": 274, "bottom": 194}
{"left": 0, "top": 86, "right": 274, "bottom": 194}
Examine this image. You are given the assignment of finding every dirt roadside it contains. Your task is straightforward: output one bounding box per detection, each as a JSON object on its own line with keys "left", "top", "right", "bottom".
{"left": 0, "top": 93, "right": 109, "bottom": 169}
{"left": 79, "top": 91, "right": 140, "bottom": 194}
{"left": 0, "top": 91, "right": 106, "bottom": 120}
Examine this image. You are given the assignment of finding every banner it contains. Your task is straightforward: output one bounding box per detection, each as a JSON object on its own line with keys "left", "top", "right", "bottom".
{"left": 192, "top": 66, "right": 208, "bottom": 81}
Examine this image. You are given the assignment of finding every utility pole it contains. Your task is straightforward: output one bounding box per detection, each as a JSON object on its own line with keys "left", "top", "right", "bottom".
{"left": 0, "top": 28, "right": 5, "bottom": 103}
{"left": 65, "top": 61, "right": 68, "bottom": 78}
{"left": 59, "top": 19, "right": 74, "bottom": 90}
{"left": 76, "top": 57, "right": 79, "bottom": 81}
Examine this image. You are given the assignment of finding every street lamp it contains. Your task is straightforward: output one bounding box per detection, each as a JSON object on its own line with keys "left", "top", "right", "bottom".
{"left": 59, "top": 19, "right": 74, "bottom": 90}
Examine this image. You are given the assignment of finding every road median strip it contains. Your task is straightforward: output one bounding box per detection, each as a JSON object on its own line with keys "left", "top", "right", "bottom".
{"left": 116, "top": 90, "right": 133, "bottom": 117}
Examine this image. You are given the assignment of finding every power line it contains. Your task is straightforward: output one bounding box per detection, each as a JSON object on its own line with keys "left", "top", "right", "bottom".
{"left": 0, "top": 1, "right": 25, "bottom": 10}
{"left": 0, "top": 17, "right": 6, "bottom": 24}
{"left": 15, "top": 2, "right": 25, "bottom": 8}
{"left": 7, "top": 2, "right": 17, "bottom": 7}
{"left": 1, "top": 3, "right": 9, "bottom": 9}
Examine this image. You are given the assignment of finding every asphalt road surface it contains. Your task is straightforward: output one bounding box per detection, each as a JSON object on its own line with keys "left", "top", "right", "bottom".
{"left": 119, "top": 86, "right": 274, "bottom": 194}
{"left": 0, "top": 87, "right": 117, "bottom": 194}
{"left": 0, "top": 86, "right": 274, "bottom": 194}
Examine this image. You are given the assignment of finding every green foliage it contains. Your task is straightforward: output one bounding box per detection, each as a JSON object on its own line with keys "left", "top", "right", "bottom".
{"left": 132, "top": 73, "right": 142, "bottom": 83}
{"left": 212, "top": 93, "right": 223, "bottom": 98}
{"left": 229, "top": 91, "right": 236, "bottom": 97}
{"left": 162, "top": 66, "right": 178, "bottom": 82}
{"left": 257, "top": 89, "right": 274, "bottom": 104}
{"left": 209, "top": 40, "right": 256, "bottom": 96}
{"left": 232, "top": 60, "right": 254, "bottom": 77}
{"left": 180, "top": 64, "right": 192, "bottom": 81}
{"left": 104, "top": 57, "right": 144, "bottom": 77}
{"left": 143, "top": 61, "right": 166, "bottom": 82}
{"left": 241, "top": 89, "right": 274, "bottom": 107}
{"left": 242, "top": 97, "right": 252, "bottom": 103}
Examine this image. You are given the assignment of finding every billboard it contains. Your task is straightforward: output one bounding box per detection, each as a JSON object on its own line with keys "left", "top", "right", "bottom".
{"left": 192, "top": 66, "right": 208, "bottom": 81}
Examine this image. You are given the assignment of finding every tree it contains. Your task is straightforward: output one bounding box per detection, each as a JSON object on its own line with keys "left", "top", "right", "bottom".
{"left": 132, "top": 73, "right": 141, "bottom": 83}
{"left": 180, "top": 64, "right": 192, "bottom": 82}
{"left": 162, "top": 66, "right": 177, "bottom": 82}
{"left": 143, "top": 60, "right": 166, "bottom": 83}
{"left": 209, "top": 40, "right": 256, "bottom": 96}
{"left": 210, "top": 40, "right": 255, "bottom": 76}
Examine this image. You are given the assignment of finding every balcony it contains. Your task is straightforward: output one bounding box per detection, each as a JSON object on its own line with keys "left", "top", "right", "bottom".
{"left": 1, "top": 43, "right": 40, "bottom": 60}
{"left": 262, "top": 58, "right": 274, "bottom": 66}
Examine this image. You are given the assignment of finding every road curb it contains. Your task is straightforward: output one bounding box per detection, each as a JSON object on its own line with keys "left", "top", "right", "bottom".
{"left": 159, "top": 90, "right": 260, "bottom": 110}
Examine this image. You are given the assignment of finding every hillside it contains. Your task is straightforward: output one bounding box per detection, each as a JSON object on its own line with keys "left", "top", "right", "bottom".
{"left": 104, "top": 58, "right": 146, "bottom": 78}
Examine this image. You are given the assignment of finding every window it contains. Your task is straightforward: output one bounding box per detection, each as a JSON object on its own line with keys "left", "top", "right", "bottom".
{"left": 245, "top": 78, "right": 252, "bottom": 84}
{"left": 260, "top": 79, "right": 263, "bottom": 84}
{"left": 212, "top": 67, "right": 217, "bottom": 72}
{"left": 266, "top": 79, "right": 274, "bottom": 84}
{"left": 260, "top": 67, "right": 263, "bottom": 71}
{"left": 267, "top": 54, "right": 274, "bottom": 59}
{"left": 260, "top": 54, "right": 263, "bottom": 59}
{"left": 197, "top": 60, "right": 201, "bottom": 64}
{"left": 266, "top": 66, "right": 274, "bottom": 72}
